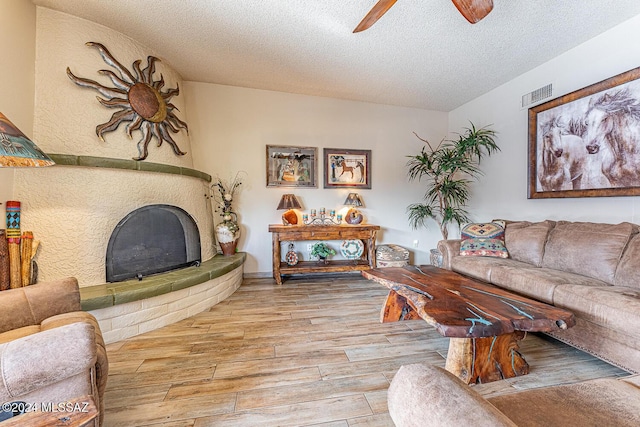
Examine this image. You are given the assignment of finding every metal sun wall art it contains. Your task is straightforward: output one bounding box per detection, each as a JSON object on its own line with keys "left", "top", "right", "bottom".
{"left": 67, "top": 42, "right": 188, "bottom": 161}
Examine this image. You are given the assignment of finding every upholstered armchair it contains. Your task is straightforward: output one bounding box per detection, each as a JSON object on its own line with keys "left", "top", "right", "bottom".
{"left": 0, "top": 278, "right": 108, "bottom": 426}
{"left": 388, "top": 363, "right": 640, "bottom": 427}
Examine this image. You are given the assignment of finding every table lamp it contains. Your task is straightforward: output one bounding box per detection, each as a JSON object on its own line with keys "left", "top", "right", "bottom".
{"left": 277, "top": 194, "right": 302, "bottom": 225}
{"left": 344, "top": 193, "right": 364, "bottom": 224}
{"left": 0, "top": 112, "right": 55, "bottom": 167}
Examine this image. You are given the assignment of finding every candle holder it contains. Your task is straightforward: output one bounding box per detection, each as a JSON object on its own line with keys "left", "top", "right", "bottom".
{"left": 303, "top": 208, "right": 341, "bottom": 225}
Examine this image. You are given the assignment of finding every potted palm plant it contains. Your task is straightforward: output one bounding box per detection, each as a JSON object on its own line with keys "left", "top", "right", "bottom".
{"left": 406, "top": 123, "right": 499, "bottom": 266}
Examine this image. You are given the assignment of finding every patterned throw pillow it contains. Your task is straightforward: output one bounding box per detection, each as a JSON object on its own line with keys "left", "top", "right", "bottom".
{"left": 461, "top": 222, "right": 505, "bottom": 240}
{"left": 460, "top": 222, "right": 509, "bottom": 258}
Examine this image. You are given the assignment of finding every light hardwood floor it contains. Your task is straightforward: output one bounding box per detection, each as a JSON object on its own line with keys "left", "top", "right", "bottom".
{"left": 103, "top": 273, "right": 627, "bottom": 426}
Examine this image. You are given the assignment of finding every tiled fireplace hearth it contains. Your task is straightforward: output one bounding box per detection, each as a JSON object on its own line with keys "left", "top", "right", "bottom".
{"left": 82, "top": 254, "right": 244, "bottom": 343}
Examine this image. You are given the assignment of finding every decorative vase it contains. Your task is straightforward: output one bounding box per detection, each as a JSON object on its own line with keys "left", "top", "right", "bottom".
{"left": 285, "top": 243, "right": 299, "bottom": 266}
{"left": 345, "top": 208, "right": 363, "bottom": 224}
{"left": 430, "top": 248, "right": 443, "bottom": 268}
{"left": 216, "top": 220, "right": 240, "bottom": 256}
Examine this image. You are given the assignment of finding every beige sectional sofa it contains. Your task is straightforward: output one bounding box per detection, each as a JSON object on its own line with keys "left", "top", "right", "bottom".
{"left": 438, "top": 220, "right": 640, "bottom": 374}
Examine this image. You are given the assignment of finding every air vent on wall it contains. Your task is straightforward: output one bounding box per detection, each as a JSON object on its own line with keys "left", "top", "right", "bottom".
{"left": 522, "top": 84, "right": 553, "bottom": 108}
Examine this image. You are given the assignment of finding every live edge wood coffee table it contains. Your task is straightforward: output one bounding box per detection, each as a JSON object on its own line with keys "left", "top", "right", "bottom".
{"left": 362, "top": 265, "right": 576, "bottom": 384}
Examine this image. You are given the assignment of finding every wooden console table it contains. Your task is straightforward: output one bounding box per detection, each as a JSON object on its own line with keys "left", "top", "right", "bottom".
{"left": 269, "top": 224, "right": 380, "bottom": 285}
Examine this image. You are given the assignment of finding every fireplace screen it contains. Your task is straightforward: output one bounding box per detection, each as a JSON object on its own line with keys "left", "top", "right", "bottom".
{"left": 106, "top": 205, "right": 201, "bottom": 282}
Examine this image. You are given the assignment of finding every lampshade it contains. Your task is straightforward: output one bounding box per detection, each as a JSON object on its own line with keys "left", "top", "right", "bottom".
{"left": 344, "top": 193, "right": 363, "bottom": 207}
{"left": 277, "top": 194, "right": 301, "bottom": 226}
{"left": 277, "top": 194, "right": 302, "bottom": 210}
{"left": 0, "top": 112, "right": 54, "bottom": 167}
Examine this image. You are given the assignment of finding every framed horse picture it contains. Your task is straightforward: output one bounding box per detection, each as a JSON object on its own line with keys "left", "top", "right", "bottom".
{"left": 528, "top": 66, "right": 640, "bottom": 199}
{"left": 323, "top": 148, "right": 371, "bottom": 189}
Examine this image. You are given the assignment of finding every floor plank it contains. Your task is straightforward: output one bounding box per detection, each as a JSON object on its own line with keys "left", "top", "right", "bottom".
{"left": 103, "top": 273, "right": 627, "bottom": 426}
{"left": 235, "top": 373, "right": 389, "bottom": 411}
{"left": 193, "top": 395, "right": 373, "bottom": 427}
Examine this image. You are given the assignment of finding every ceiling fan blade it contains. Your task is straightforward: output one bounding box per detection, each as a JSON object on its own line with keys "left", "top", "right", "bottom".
{"left": 451, "top": 0, "right": 493, "bottom": 24}
{"left": 353, "top": 0, "right": 397, "bottom": 33}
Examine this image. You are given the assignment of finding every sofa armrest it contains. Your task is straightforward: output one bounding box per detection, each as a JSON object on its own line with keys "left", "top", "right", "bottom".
{"left": 437, "top": 239, "right": 462, "bottom": 271}
{"left": 0, "top": 278, "right": 81, "bottom": 333}
{"left": 388, "top": 363, "right": 516, "bottom": 427}
{"left": 0, "top": 322, "right": 96, "bottom": 400}
{"left": 41, "top": 312, "right": 109, "bottom": 405}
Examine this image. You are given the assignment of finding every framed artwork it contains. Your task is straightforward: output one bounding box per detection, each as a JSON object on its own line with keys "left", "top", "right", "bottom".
{"left": 528, "top": 66, "right": 640, "bottom": 199}
{"left": 266, "top": 145, "right": 317, "bottom": 187}
{"left": 324, "top": 148, "right": 371, "bottom": 189}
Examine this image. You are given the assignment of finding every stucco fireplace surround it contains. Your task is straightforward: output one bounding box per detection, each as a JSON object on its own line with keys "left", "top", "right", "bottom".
{"left": 14, "top": 155, "right": 244, "bottom": 343}
{"left": 9, "top": 8, "right": 245, "bottom": 343}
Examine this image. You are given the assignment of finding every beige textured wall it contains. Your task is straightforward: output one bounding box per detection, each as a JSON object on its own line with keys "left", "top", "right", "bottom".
{"left": 13, "top": 7, "right": 215, "bottom": 286}
{"left": 0, "top": 0, "right": 36, "bottom": 219}
{"left": 33, "top": 7, "right": 192, "bottom": 164}
{"left": 185, "top": 83, "right": 449, "bottom": 273}
{"left": 449, "top": 14, "right": 640, "bottom": 226}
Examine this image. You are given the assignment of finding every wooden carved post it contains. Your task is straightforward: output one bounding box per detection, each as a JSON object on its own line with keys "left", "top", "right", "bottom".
{"left": 6, "top": 201, "right": 21, "bottom": 289}
{"left": 20, "top": 231, "right": 33, "bottom": 286}
{"left": 380, "top": 290, "right": 421, "bottom": 323}
{"left": 272, "top": 233, "right": 282, "bottom": 285}
{"left": 0, "top": 230, "right": 9, "bottom": 290}
{"left": 445, "top": 332, "right": 529, "bottom": 384}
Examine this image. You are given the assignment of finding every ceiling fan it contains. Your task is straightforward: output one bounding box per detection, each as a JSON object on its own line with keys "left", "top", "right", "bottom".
{"left": 353, "top": 0, "right": 494, "bottom": 33}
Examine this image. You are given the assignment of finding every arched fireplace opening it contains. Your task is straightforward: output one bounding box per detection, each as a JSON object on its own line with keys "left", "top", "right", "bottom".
{"left": 106, "top": 205, "right": 201, "bottom": 282}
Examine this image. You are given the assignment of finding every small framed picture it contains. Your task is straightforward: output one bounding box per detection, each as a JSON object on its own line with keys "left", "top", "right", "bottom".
{"left": 266, "top": 145, "right": 317, "bottom": 188}
{"left": 324, "top": 148, "right": 371, "bottom": 189}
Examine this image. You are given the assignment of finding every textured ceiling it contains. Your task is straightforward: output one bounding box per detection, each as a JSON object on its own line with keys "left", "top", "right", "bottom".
{"left": 32, "top": 0, "right": 640, "bottom": 111}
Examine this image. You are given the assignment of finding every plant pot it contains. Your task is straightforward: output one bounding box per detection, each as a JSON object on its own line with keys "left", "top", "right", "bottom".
{"left": 317, "top": 256, "right": 328, "bottom": 265}
{"left": 430, "top": 248, "right": 443, "bottom": 268}
{"left": 216, "top": 220, "right": 240, "bottom": 256}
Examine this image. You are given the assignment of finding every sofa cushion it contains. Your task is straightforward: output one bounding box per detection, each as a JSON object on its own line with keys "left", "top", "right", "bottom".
{"left": 461, "top": 222, "right": 505, "bottom": 240}
{"left": 460, "top": 238, "right": 509, "bottom": 258}
{"left": 451, "top": 257, "right": 530, "bottom": 283}
{"left": 0, "top": 278, "right": 81, "bottom": 334}
{"left": 614, "top": 233, "right": 640, "bottom": 289}
{"left": 553, "top": 285, "right": 640, "bottom": 339}
{"left": 488, "top": 376, "right": 640, "bottom": 427}
{"left": 490, "top": 266, "right": 608, "bottom": 304}
{"left": 460, "top": 222, "right": 509, "bottom": 258}
{"left": 542, "top": 221, "right": 636, "bottom": 284}
{"left": 504, "top": 220, "right": 555, "bottom": 267}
